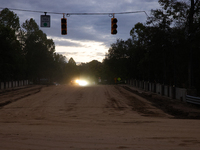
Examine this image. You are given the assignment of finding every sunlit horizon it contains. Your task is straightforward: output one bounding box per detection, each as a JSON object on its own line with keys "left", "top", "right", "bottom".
{"left": 49, "top": 37, "right": 108, "bottom": 63}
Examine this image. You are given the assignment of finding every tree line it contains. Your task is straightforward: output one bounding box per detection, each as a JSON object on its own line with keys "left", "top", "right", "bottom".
{"left": 0, "top": 8, "right": 72, "bottom": 83}
{"left": 1, "top": 0, "right": 200, "bottom": 95}
{"left": 0, "top": 8, "right": 106, "bottom": 84}
{"left": 103, "top": 0, "right": 200, "bottom": 95}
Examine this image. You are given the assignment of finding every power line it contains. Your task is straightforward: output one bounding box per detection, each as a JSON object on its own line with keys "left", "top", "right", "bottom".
{"left": 65, "top": 11, "right": 146, "bottom": 15}
{"left": 0, "top": 7, "right": 149, "bottom": 17}
{"left": 0, "top": 7, "right": 61, "bottom": 15}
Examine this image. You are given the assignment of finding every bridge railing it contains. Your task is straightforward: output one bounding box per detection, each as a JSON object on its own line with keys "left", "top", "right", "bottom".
{"left": 186, "top": 95, "right": 200, "bottom": 105}
{"left": 0, "top": 80, "right": 29, "bottom": 90}
{"left": 127, "top": 79, "right": 200, "bottom": 105}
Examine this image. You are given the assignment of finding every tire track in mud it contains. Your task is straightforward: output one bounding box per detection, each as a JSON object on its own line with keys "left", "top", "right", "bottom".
{"left": 0, "top": 86, "right": 44, "bottom": 107}
{"left": 65, "top": 89, "right": 83, "bottom": 112}
{"left": 104, "top": 90, "right": 127, "bottom": 111}
{"left": 113, "top": 85, "right": 168, "bottom": 117}
{"left": 121, "top": 85, "right": 200, "bottom": 119}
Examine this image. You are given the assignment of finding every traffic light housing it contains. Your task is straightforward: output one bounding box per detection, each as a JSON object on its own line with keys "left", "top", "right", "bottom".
{"left": 111, "top": 18, "right": 118, "bottom": 34}
{"left": 61, "top": 18, "right": 67, "bottom": 35}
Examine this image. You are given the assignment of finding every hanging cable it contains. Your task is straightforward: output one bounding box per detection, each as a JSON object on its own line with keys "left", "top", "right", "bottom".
{"left": 0, "top": 7, "right": 149, "bottom": 17}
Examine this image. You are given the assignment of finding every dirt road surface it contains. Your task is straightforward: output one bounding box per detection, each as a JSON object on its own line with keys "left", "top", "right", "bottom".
{"left": 0, "top": 85, "right": 200, "bottom": 150}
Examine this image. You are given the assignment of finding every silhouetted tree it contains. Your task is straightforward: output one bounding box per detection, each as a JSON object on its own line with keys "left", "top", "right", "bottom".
{"left": 0, "top": 8, "right": 25, "bottom": 81}
{"left": 22, "top": 18, "right": 56, "bottom": 83}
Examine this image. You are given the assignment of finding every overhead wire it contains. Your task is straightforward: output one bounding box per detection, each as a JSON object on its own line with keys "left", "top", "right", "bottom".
{"left": 0, "top": 7, "right": 149, "bottom": 17}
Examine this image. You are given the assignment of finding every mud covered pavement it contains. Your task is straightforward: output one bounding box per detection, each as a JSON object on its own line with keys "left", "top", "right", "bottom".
{"left": 0, "top": 85, "right": 200, "bottom": 150}
{"left": 121, "top": 86, "right": 200, "bottom": 119}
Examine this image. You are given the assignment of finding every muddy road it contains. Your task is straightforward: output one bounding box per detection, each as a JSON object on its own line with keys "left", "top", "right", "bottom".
{"left": 0, "top": 85, "right": 200, "bottom": 150}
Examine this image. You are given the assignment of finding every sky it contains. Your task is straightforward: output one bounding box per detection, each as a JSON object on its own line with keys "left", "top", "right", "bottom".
{"left": 0, "top": 0, "right": 161, "bottom": 64}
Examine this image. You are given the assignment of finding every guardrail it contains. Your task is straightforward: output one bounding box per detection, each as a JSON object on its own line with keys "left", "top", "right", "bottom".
{"left": 186, "top": 95, "right": 200, "bottom": 105}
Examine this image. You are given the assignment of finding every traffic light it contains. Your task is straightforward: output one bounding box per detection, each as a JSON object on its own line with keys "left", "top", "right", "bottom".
{"left": 111, "top": 18, "right": 118, "bottom": 34}
{"left": 61, "top": 18, "right": 67, "bottom": 35}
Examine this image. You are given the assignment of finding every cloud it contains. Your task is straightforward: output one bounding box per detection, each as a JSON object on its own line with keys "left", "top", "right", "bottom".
{"left": 49, "top": 37, "right": 82, "bottom": 47}
{"left": 0, "top": 0, "right": 161, "bottom": 63}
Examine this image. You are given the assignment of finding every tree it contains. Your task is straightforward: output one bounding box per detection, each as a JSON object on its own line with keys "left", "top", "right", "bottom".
{"left": 22, "top": 18, "right": 55, "bottom": 82}
{"left": 52, "top": 53, "right": 67, "bottom": 82}
{"left": 186, "top": 0, "right": 200, "bottom": 90}
{"left": 66, "top": 57, "right": 78, "bottom": 82}
{"left": 78, "top": 60, "right": 103, "bottom": 83}
{"left": 104, "top": 0, "right": 200, "bottom": 95}
{"left": 0, "top": 9, "right": 68, "bottom": 84}
{"left": 150, "top": 0, "right": 200, "bottom": 92}
{"left": 0, "top": 8, "right": 20, "bottom": 31}
{"left": 0, "top": 8, "right": 25, "bottom": 81}
{"left": 104, "top": 39, "right": 130, "bottom": 82}
{"left": 68, "top": 57, "right": 76, "bottom": 66}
